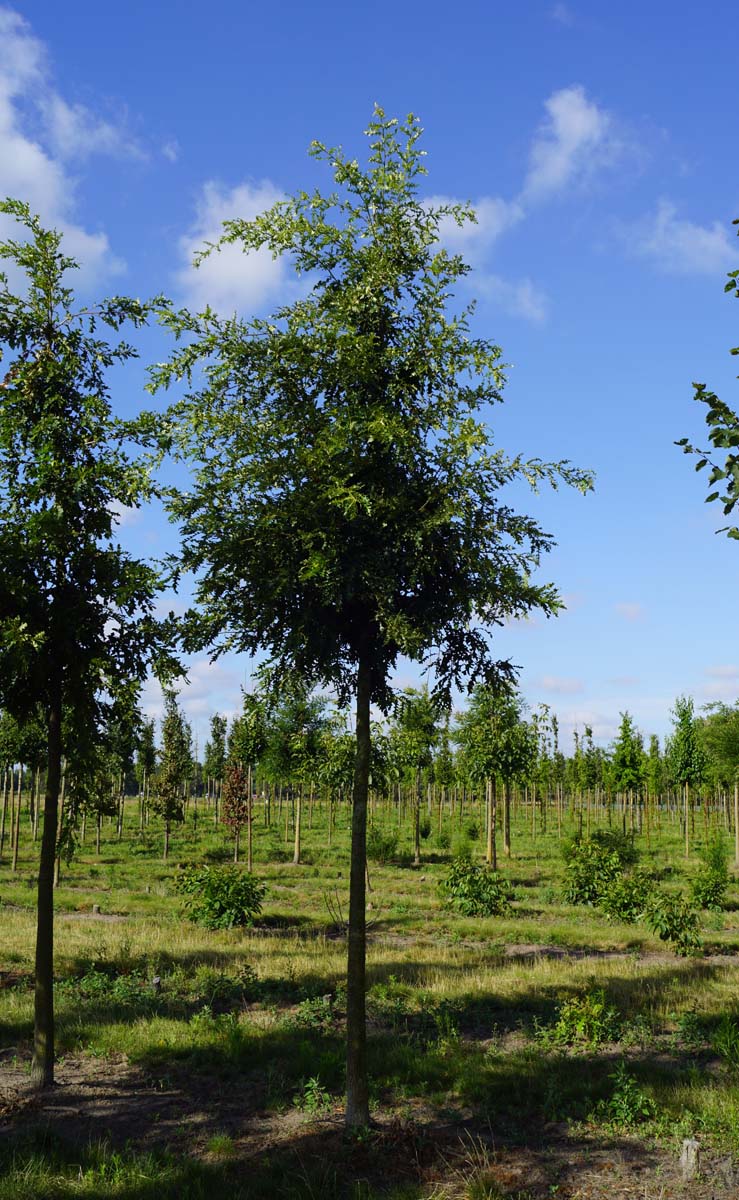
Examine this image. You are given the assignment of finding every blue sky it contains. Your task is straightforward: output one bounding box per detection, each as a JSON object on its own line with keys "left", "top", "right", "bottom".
{"left": 2, "top": 1, "right": 739, "bottom": 751}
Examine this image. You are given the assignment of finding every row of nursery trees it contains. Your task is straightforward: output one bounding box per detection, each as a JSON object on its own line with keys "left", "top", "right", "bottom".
{"left": 5, "top": 685, "right": 739, "bottom": 875}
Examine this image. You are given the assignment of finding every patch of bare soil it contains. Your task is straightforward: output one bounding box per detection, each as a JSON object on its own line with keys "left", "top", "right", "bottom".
{"left": 0, "top": 1055, "right": 736, "bottom": 1198}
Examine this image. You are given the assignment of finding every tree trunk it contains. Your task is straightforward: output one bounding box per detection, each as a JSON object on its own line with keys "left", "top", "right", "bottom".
{"left": 293, "top": 783, "right": 302, "bottom": 865}
{"left": 413, "top": 769, "right": 421, "bottom": 866}
{"left": 12, "top": 766, "right": 23, "bottom": 872}
{"left": 247, "top": 764, "right": 253, "bottom": 872}
{"left": 31, "top": 681, "right": 62, "bottom": 1088}
{"left": 345, "top": 652, "right": 371, "bottom": 1128}
{"left": 684, "top": 781, "right": 690, "bottom": 858}
{"left": 503, "top": 780, "right": 511, "bottom": 857}
{"left": 0, "top": 766, "right": 9, "bottom": 859}
{"left": 734, "top": 780, "right": 739, "bottom": 869}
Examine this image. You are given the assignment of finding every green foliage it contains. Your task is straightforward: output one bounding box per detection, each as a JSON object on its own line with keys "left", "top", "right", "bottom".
{"left": 644, "top": 891, "right": 702, "bottom": 956}
{"left": 668, "top": 696, "right": 706, "bottom": 788}
{"left": 610, "top": 711, "right": 645, "bottom": 794}
{"left": 175, "top": 864, "right": 265, "bottom": 929}
{"left": 0, "top": 198, "right": 178, "bottom": 795}
{"left": 713, "top": 1013, "right": 739, "bottom": 1066}
{"left": 454, "top": 685, "right": 536, "bottom": 786}
{"left": 599, "top": 869, "right": 655, "bottom": 924}
{"left": 419, "top": 814, "right": 432, "bottom": 841}
{"left": 151, "top": 107, "right": 592, "bottom": 716}
{"left": 692, "top": 833, "right": 730, "bottom": 910}
{"left": 561, "top": 830, "right": 637, "bottom": 906}
{"left": 295, "top": 1075, "right": 332, "bottom": 1114}
{"left": 594, "top": 1061, "right": 657, "bottom": 1127}
{"left": 366, "top": 824, "right": 398, "bottom": 864}
{"left": 538, "top": 988, "right": 619, "bottom": 1048}
{"left": 440, "top": 857, "right": 513, "bottom": 916}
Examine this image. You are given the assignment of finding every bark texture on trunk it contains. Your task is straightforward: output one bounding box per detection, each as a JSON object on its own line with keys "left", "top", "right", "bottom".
{"left": 345, "top": 653, "right": 371, "bottom": 1128}
{"left": 31, "top": 682, "right": 62, "bottom": 1089}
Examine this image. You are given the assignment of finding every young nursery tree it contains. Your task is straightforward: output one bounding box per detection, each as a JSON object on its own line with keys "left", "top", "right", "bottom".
{"left": 153, "top": 692, "right": 191, "bottom": 861}
{"left": 0, "top": 200, "right": 177, "bottom": 1087}
{"left": 669, "top": 696, "right": 707, "bottom": 858}
{"left": 152, "top": 109, "right": 592, "bottom": 1125}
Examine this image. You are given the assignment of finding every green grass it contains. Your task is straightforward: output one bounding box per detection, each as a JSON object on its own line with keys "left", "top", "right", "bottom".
{"left": 2, "top": 795, "right": 739, "bottom": 1196}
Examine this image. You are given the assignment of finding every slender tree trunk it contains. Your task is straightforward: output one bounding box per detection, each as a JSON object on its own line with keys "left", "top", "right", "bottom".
{"left": 293, "top": 782, "right": 302, "bottom": 865}
{"left": 413, "top": 769, "right": 421, "bottom": 866}
{"left": 684, "top": 781, "right": 690, "bottom": 858}
{"left": 345, "top": 652, "right": 371, "bottom": 1128}
{"left": 12, "top": 766, "right": 22, "bottom": 872}
{"left": 503, "top": 780, "right": 511, "bottom": 857}
{"left": 31, "top": 679, "right": 62, "bottom": 1088}
{"left": 734, "top": 780, "right": 739, "bottom": 869}
{"left": 95, "top": 810, "right": 101, "bottom": 855}
{"left": 0, "top": 766, "right": 9, "bottom": 860}
{"left": 247, "top": 764, "right": 253, "bottom": 872}
{"left": 163, "top": 820, "right": 170, "bottom": 862}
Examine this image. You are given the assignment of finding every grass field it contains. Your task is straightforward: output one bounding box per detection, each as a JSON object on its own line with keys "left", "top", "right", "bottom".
{"left": 2, "top": 796, "right": 739, "bottom": 1198}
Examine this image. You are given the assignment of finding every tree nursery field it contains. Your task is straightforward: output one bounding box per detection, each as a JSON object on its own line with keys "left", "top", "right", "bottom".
{"left": 3, "top": 786, "right": 739, "bottom": 1200}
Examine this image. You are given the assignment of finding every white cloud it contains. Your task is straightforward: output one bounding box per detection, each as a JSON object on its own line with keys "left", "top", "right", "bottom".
{"left": 429, "top": 194, "right": 523, "bottom": 261}
{"left": 705, "top": 665, "right": 739, "bottom": 679}
{"left": 476, "top": 273, "right": 547, "bottom": 323}
{"left": 630, "top": 200, "right": 733, "bottom": 275}
{"left": 162, "top": 139, "right": 180, "bottom": 164}
{"left": 141, "top": 657, "right": 245, "bottom": 736}
{"left": 176, "top": 180, "right": 289, "bottom": 314}
{"left": 523, "top": 84, "right": 618, "bottom": 200}
{"left": 0, "top": 6, "right": 130, "bottom": 284}
{"left": 551, "top": 2, "right": 575, "bottom": 25}
{"left": 538, "top": 675, "right": 585, "bottom": 694}
{"left": 608, "top": 675, "right": 641, "bottom": 687}
{"left": 615, "top": 601, "right": 645, "bottom": 622}
{"left": 42, "top": 94, "right": 141, "bottom": 162}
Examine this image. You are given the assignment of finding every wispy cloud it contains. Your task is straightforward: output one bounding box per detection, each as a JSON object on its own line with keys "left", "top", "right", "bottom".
{"left": 522, "top": 84, "right": 621, "bottom": 201}
{"left": 538, "top": 674, "right": 585, "bottom": 694}
{"left": 615, "top": 602, "right": 645, "bottom": 623}
{"left": 705, "top": 665, "right": 739, "bottom": 679}
{"left": 550, "top": 2, "right": 575, "bottom": 26}
{"left": 627, "top": 200, "right": 733, "bottom": 275}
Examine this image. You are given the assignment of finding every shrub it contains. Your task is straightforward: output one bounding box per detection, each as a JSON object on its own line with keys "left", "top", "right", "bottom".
{"left": 419, "top": 814, "right": 432, "bottom": 840}
{"left": 464, "top": 818, "right": 481, "bottom": 841}
{"left": 713, "top": 1013, "right": 739, "bottom": 1067}
{"left": 692, "top": 834, "right": 730, "bottom": 911}
{"left": 644, "top": 891, "right": 701, "bottom": 956}
{"left": 539, "top": 988, "right": 619, "bottom": 1048}
{"left": 440, "top": 857, "right": 512, "bottom": 917}
{"left": 175, "top": 864, "right": 265, "bottom": 929}
{"left": 594, "top": 1061, "right": 657, "bottom": 1127}
{"left": 366, "top": 824, "right": 398, "bottom": 864}
{"left": 562, "top": 831, "right": 636, "bottom": 906}
{"left": 599, "top": 869, "right": 655, "bottom": 924}
{"left": 435, "top": 829, "right": 451, "bottom": 851}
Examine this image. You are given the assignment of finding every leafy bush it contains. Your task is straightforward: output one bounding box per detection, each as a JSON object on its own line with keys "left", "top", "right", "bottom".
{"left": 366, "top": 824, "right": 398, "bottom": 864}
{"left": 440, "top": 857, "right": 512, "bottom": 917}
{"left": 419, "top": 814, "right": 432, "bottom": 840}
{"left": 464, "top": 819, "right": 481, "bottom": 842}
{"left": 599, "top": 869, "right": 655, "bottom": 924}
{"left": 593, "top": 1061, "right": 657, "bottom": 1127}
{"left": 538, "top": 988, "right": 619, "bottom": 1048}
{"left": 435, "top": 829, "right": 451, "bottom": 851}
{"left": 175, "top": 864, "right": 265, "bottom": 929}
{"left": 644, "top": 891, "right": 702, "bottom": 956}
{"left": 692, "top": 834, "right": 730, "bottom": 911}
{"left": 562, "top": 830, "right": 637, "bottom": 906}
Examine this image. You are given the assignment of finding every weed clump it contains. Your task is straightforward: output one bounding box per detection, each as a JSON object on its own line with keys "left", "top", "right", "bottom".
{"left": 562, "top": 829, "right": 637, "bottom": 906}
{"left": 366, "top": 825, "right": 398, "bottom": 864}
{"left": 692, "top": 834, "right": 730, "bottom": 911}
{"left": 537, "top": 988, "right": 619, "bottom": 1048}
{"left": 440, "top": 857, "right": 513, "bottom": 917}
{"left": 175, "top": 864, "right": 266, "bottom": 929}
